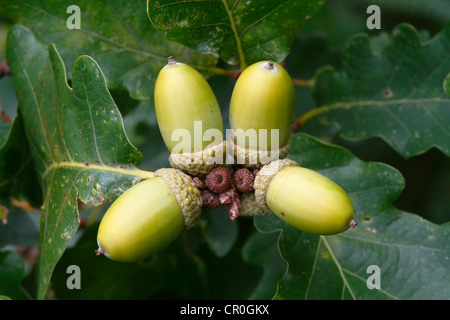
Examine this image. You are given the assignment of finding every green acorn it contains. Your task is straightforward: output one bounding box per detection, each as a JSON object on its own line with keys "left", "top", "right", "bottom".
{"left": 96, "top": 168, "right": 201, "bottom": 262}
{"left": 254, "top": 159, "right": 356, "bottom": 235}
{"left": 154, "top": 57, "right": 225, "bottom": 176}
{"left": 228, "top": 60, "right": 295, "bottom": 168}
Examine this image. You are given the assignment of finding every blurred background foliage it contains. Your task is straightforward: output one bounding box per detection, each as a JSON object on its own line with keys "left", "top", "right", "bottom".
{"left": 0, "top": 0, "right": 448, "bottom": 299}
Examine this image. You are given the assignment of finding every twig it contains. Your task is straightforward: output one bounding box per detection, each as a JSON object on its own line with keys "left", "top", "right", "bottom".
{"left": 0, "top": 60, "right": 11, "bottom": 77}
{"left": 292, "top": 78, "right": 315, "bottom": 87}
{"left": 196, "top": 65, "right": 241, "bottom": 79}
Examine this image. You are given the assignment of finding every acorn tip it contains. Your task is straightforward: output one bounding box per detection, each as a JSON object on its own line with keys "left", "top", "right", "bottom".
{"left": 95, "top": 242, "right": 106, "bottom": 256}
{"left": 167, "top": 56, "right": 176, "bottom": 65}
{"left": 265, "top": 60, "right": 274, "bottom": 69}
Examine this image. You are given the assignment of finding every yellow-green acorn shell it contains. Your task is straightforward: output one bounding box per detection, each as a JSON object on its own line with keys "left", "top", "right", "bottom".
{"left": 264, "top": 166, "right": 356, "bottom": 235}
{"left": 229, "top": 60, "right": 295, "bottom": 167}
{"left": 97, "top": 177, "right": 185, "bottom": 262}
{"left": 154, "top": 57, "right": 224, "bottom": 153}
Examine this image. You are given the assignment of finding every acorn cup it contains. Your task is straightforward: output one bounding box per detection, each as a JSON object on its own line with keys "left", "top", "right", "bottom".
{"left": 96, "top": 168, "right": 201, "bottom": 262}
{"left": 239, "top": 191, "right": 272, "bottom": 217}
{"left": 154, "top": 57, "right": 225, "bottom": 176}
{"left": 228, "top": 60, "right": 295, "bottom": 168}
{"left": 253, "top": 159, "right": 357, "bottom": 235}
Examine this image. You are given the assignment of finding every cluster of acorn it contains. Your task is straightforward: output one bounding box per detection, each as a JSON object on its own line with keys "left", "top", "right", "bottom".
{"left": 96, "top": 58, "right": 356, "bottom": 262}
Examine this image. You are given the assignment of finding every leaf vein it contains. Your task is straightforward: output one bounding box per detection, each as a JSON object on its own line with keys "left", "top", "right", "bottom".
{"left": 16, "top": 0, "right": 166, "bottom": 61}
{"left": 156, "top": 0, "right": 222, "bottom": 9}
{"left": 239, "top": 0, "right": 291, "bottom": 37}
{"left": 405, "top": 50, "right": 450, "bottom": 99}
{"left": 322, "top": 236, "right": 357, "bottom": 300}
{"left": 336, "top": 233, "right": 448, "bottom": 252}
{"left": 298, "top": 97, "right": 450, "bottom": 127}
{"left": 42, "top": 161, "right": 153, "bottom": 181}
{"left": 11, "top": 42, "right": 52, "bottom": 167}
{"left": 48, "top": 169, "right": 81, "bottom": 246}
{"left": 342, "top": 268, "right": 401, "bottom": 300}
{"left": 422, "top": 104, "right": 450, "bottom": 136}
{"left": 81, "top": 76, "right": 104, "bottom": 166}
{"left": 304, "top": 237, "right": 321, "bottom": 299}
{"left": 221, "top": 0, "right": 247, "bottom": 69}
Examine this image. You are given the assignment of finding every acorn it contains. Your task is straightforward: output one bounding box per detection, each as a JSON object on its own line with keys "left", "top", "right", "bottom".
{"left": 254, "top": 159, "right": 356, "bottom": 235}
{"left": 96, "top": 168, "right": 201, "bottom": 262}
{"left": 154, "top": 57, "right": 225, "bottom": 176}
{"left": 228, "top": 60, "right": 295, "bottom": 168}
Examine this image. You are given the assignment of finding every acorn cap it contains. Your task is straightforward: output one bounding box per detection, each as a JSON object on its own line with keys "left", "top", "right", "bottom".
{"left": 154, "top": 168, "right": 202, "bottom": 229}
{"left": 239, "top": 191, "right": 272, "bottom": 216}
{"left": 169, "top": 141, "right": 226, "bottom": 176}
{"left": 227, "top": 135, "right": 290, "bottom": 169}
{"left": 253, "top": 159, "right": 299, "bottom": 212}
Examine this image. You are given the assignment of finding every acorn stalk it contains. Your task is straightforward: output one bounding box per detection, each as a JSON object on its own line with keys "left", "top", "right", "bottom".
{"left": 229, "top": 60, "right": 295, "bottom": 168}
{"left": 154, "top": 57, "right": 225, "bottom": 175}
